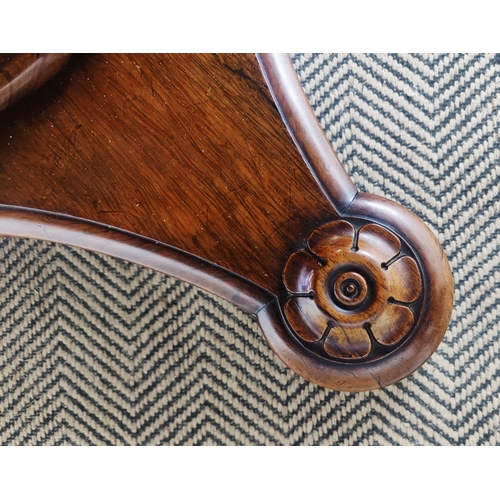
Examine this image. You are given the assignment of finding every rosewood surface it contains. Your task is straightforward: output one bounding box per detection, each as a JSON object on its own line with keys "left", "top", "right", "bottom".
{"left": 0, "top": 54, "right": 336, "bottom": 294}
{"left": 0, "top": 54, "right": 454, "bottom": 391}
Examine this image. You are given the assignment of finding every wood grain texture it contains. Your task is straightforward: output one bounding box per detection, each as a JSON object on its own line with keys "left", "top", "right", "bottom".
{"left": 271, "top": 194, "right": 453, "bottom": 391}
{"left": 257, "top": 53, "right": 358, "bottom": 213}
{"left": 0, "top": 54, "right": 336, "bottom": 295}
{"left": 0, "top": 205, "right": 272, "bottom": 313}
{"left": 283, "top": 218, "right": 422, "bottom": 359}
{"left": 0, "top": 53, "right": 454, "bottom": 391}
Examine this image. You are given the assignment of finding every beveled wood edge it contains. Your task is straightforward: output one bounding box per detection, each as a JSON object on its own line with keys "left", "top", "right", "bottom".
{"left": 257, "top": 54, "right": 358, "bottom": 214}
{"left": 258, "top": 192, "right": 454, "bottom": 391}
{"left": 257, "top": 299, "right": 384, "bottom": 391}
{"left": 349, "top": 193, "right": 455, "bottom": 368}
{"left": 0, "top": 55, "right": 455, "bottom": 392}
{"left": 0, "top": 54, "right": 71, "bottom": 112}
{"left": 0, "top": 205, "right": 273, "bottom": 314}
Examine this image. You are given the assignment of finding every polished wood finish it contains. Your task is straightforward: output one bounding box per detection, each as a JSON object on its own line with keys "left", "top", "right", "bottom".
{"left": 0, "top": 206, "right": 272, "bottom": 313}
{"left": 0, "top": 53, "right": 454, "bottom": 391}
{"left": 0, "top": 54, "right": 336, "bottom": 294}
{"left": 263, "top": 193, "right": 453, "bottom": 391}
{"left": 0, "top": 54, "right": 71, "bottom": 111}
{"left": 257, "top": 54, "right": 357, "bottom": 213}
{"left": 283, "top": 219, "right": 421, "bottom": 359}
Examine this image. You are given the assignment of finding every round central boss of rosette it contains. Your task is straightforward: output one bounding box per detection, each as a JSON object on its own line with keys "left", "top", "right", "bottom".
{"left": 282, "top": 219, "right": 423, "bottom": 361}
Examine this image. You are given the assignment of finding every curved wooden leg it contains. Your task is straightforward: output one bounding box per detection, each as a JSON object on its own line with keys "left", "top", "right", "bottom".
{"left": 0, "top": 53, "right": 453, "bottom": 391}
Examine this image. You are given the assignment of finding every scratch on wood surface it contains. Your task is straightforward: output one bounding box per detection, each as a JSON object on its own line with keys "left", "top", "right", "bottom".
{"left": 36, "top": 223, "right": 53, "bottom": 242}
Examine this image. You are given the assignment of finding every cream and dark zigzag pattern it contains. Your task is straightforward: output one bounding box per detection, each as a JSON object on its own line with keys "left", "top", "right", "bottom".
{"left": 1, "top": 53, "right": 500, "bottom": 445}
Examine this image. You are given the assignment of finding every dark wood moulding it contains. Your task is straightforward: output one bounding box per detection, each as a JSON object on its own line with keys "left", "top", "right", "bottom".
{"left": 0, "top": 53, "right": 454, "bottom": 391}
{"left": 0, "top": 54, "right": 71, "bottom": 111}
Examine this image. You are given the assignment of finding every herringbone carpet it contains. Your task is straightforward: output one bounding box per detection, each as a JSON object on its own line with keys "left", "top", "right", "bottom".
{"left": 1, "top": 54, "right": 499, "bottom": 445}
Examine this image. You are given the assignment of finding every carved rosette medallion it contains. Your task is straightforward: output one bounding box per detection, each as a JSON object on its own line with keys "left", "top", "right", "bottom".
{"left": 283, "top": 219, "right": 423, "bottom": 361}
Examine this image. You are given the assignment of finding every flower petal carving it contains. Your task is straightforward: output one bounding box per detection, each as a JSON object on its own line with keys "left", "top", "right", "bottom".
{"left": 308, "top": 220, "right": 354, "bottom": 259}
{"left": 284, "top": 298, "right": 329, "bottom": 342}
{"left": 282, "top": 218, "right": 423, "bottom": 362}
{"left": 385, "top": 256, "right": 422, "bottom": 303}
{"left": 283, "top": 250, "right": 319, "bottom": 294}
{"left": 370, "top": 304, "right": 414, "bottom": 346}
{"left": 324, "top": 324, "right": 371, "bottom": 359}
{"left": 357, "top": 223, "right": 401, "bottom": 263}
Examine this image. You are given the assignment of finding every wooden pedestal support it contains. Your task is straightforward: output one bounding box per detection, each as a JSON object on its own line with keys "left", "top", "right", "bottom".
{"left": 0, "top": 53, "right": 453, "bottom": 391}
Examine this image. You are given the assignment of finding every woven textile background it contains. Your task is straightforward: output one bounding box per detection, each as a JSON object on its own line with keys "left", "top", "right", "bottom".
{"left": 1, "top": 54, "right": 499, "bottom": 445}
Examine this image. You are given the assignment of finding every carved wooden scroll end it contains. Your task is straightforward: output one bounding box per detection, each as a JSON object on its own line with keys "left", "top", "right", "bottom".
{"left": 283, "top": 217, "right": 422, "bottom": 360}
{"left": 267, "top": 197, "right": 453, "bottom": 391}
{"left": 257, "top": 54, "right": 454, "bottom": 392}
{"left": 0, "top": 53, "right": 454, "bottom": 393}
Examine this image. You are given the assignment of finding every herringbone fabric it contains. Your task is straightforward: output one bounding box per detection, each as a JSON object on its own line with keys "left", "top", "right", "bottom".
{"left": 1, "top": 54, "right": 499, "bottom": 445}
